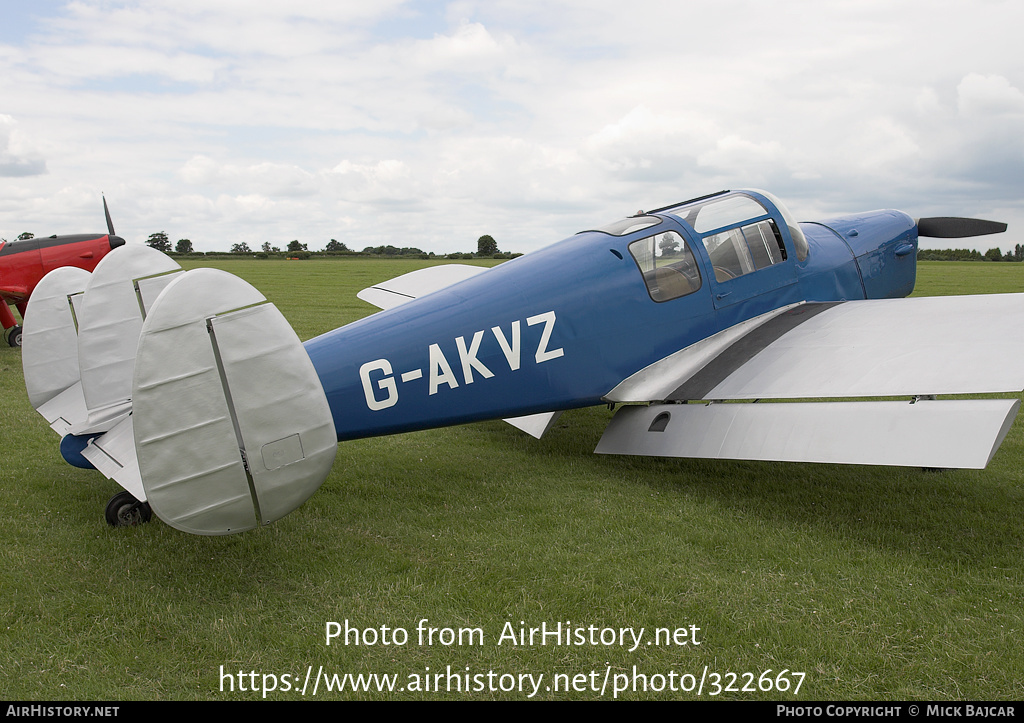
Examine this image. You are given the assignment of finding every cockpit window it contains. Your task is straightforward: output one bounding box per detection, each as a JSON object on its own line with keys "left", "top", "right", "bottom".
{"left": 628, "top": 230, "right": 702, "bottom": 302}
{"left": 703, "top": 219, "right": 787, "bottom": 282}
{"left": 588, "top": 216, "right": 662, "bottom": 236}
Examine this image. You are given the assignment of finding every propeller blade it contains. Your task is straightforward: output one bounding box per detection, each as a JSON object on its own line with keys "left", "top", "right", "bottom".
{"left": 916, "top": 217, "right": 1007, "bottom": 238}
{"left": 103, "top": 195, "right": 115, "bottom": 236}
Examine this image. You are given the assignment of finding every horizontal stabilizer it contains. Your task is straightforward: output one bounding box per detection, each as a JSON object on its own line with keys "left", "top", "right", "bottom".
{"left": 81, "top": 416, "right": 144, "bottom": 502}
{"left": 36, "top": 381, "right": 88, "bottom": 436}
{"left": 503, "top": 411, "right": 563, "bottom": 439}
{"left": 596, "top": 399, "right": 1020, "bottom": 469}
{"left": 357, "top": 264, "right": 487, "bottom": 310}
{"left": 67, "top": 399, "right": 132, "bottom": 436}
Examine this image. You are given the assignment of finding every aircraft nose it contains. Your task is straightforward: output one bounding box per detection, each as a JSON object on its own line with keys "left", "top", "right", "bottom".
{"left": 109, "top": 235, "right": 126, "bottom": 250}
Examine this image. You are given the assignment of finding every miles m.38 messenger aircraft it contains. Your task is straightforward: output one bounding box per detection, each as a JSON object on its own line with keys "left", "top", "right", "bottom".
{"left": 18, "top": 188, "right": 1022, "bottom": 535}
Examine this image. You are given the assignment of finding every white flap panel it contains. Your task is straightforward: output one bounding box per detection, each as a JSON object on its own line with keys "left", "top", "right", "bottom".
{"left": 596, "top": 399, "right": 1020, "bottom": 469}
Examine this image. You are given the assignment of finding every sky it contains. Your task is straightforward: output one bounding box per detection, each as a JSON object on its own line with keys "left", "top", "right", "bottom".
{"left": 0, "top": 0, "right": 1022, "bottom": 254}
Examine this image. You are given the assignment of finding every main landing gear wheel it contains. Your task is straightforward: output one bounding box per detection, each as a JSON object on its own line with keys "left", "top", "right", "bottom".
{"left": 105, "top": 490, "right": 153, "bottom": 527}
{"left": 6, "top": 325, "right": 22, "bottom": 347}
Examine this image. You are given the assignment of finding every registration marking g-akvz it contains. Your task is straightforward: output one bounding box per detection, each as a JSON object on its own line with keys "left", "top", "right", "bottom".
{"left": 359, "top": 311, "right": 564, "bottom": 411}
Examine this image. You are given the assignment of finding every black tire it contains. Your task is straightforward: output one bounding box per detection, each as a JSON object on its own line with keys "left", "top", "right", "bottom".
{"left": 7, "top": 325, "right": 22, "bottom": 347}
{"left": 105, "top": 490, "right": 153, "bottom": 527}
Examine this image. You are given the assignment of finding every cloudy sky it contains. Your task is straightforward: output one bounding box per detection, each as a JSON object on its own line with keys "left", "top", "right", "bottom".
{"left": 1, "top": 0, "right": 1022, "bottom": 254}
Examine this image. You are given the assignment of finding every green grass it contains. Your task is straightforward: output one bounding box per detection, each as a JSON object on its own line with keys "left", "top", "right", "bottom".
{"left": 0, "top": 258, "right": 1022, "bottom": 700}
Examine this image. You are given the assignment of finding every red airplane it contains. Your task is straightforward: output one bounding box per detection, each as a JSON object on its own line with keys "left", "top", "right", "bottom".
{"left": 0, "top": 198, "right": 125, "bottom": 346}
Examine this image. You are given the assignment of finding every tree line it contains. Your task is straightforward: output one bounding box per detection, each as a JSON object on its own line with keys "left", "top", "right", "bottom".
{"left": 918, "top": 244, "right": 1024, "bottom": 262}
{"left": 142, "top": 232, "right": 518, "bottom": 260}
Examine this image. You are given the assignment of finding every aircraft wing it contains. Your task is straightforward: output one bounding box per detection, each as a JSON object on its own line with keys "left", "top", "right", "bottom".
{"left": 597, "top": 295, "right": 1024, "bottom": 469}
{"left": 358, "top": 264, "right": 563, "bottom": 438}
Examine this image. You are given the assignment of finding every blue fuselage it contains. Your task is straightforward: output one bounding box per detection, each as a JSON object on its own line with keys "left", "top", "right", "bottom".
{"left": 303, "top": 191, "right": 917, "bottom": 441}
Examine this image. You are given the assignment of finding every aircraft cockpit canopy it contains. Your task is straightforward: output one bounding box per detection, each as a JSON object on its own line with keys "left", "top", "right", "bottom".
{"left": 661, "top": 189, "right": 808, "bottom": 264}
{"left": 588, "top": 190, "right": 811, "bottom": 302}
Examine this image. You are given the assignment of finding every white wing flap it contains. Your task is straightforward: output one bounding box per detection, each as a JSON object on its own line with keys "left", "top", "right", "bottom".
{"left": 609, "top": 295, "right": 1024, "bottom": 402}
{"left": 596, "top": 399, "right": 1020, "bottom": 469}
{"left": 601, "top": 294, "right": 1024, "bottom": 469}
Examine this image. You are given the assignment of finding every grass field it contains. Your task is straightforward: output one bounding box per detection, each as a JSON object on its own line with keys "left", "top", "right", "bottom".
{"left": 1, "top": 259, "right": 1022, "bottom": 700}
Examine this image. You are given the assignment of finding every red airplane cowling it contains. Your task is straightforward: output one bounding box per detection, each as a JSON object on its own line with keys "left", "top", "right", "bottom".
{"left": 0, "top": 232, "right": 126, "bottom": 346}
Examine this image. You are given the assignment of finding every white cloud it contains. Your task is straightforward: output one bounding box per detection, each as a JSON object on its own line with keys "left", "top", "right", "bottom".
{"left": 179, "top": 156, "right": 318, "bottom": 197}
{"left": 0, "top": 1, "right": 1022, "bottom": 251}
{"left": 327, "top": 159, "right": 418, "bottom": 203}
{"left": 411, "top": 20, "right": 518, "bottom": 70}
{"left": 957, "top": 74, "right": 1024, "bottom": 117}
{"left": 0, "top": 115, "right": 47, "bottom": 177}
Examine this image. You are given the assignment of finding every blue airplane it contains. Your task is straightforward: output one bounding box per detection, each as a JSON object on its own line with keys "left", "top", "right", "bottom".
{"left": 19, "top": 189, "right": 1022, "bottom": 535}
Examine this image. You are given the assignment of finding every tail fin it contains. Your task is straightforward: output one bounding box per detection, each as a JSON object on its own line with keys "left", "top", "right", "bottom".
{"left": 22, "top": 251, "right": 337, "bottom": 535}
{"left": 132, "top": 268, "right": 336, "bottom": 535}
{"left": 22, "top": 266, "right": 90, "bottom": 410}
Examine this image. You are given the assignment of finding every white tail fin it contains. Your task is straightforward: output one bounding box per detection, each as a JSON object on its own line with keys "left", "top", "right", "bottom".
{"left": 22, "top": 266, "right": 91, "bottom": 413}
{"left": 132, "top": 268, "right": 336, "bottom": 535}
{"left": 75, "top": 244, "right": 182, "bottom": 430}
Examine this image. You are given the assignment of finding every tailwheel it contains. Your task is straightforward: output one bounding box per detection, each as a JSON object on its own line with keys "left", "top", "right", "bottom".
{"left": 105, "top": 490, "right": 153, "bottom": 527}
{"left": 6, "top": 325, "right": 21, "bottom": 347}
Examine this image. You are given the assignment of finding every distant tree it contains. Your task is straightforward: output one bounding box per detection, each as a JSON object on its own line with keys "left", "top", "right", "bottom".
{"left": 175, "top": 238, "right": 194, "bottom": 254}
{"left": 984, "top": 247, "right": 1004, "bottom": 262}
{"left": 1016, "top": 244, "right": 1024, "bottom": 262}
{"left": 477, "top": 234, "right": 498, "bottom": 256}
{"left": 262, "top": 242, "right": 273, "bottom": 253}
{"left": 231, "top": 242, "right": 252, "bottom": 254}
{"left": 325, "top": 239, "right": 348, "bottom": 252}
{"left": 147, "top": 232, "right": 171, "bottom": 253}
{"left": 287, "top": 240, "right": 307, "bottom": 253}
{"left": 17, "top": 232, "right": 34, "bottom": 241}
{"left": 917, "top": 248, "right": 985, "bottom": 261}
{"left": 658, "top": 234, "right": 680, "bottom": 255}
